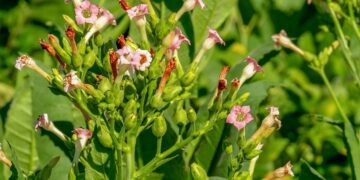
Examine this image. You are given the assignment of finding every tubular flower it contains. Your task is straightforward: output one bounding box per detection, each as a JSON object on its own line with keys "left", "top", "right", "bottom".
{"left": 272, "top": 30, "right": 304, "bottom": 55}
{"left": 167, "top": 27, "right": 191, "bottom": 54}
{"left": 126, "top": 4, "right": 149, "bottom": 20}
{"left": 84, "top": 8, "right": 116, "bottom": 43}
{"left": 73, "top": 128, "right": 92, "bottom": 164}
{"left": 203, "top": 28, "right": 225, "bottom": 50}
{"left": 239, "top": 56, "right": 262, "bottom": 83}
{"left": 15, "top": 55, "right": 51, "bottom": 80}
{"left": 262, "top": 106, "right": 281, "bottom": 129}
{"left": 184, "top": 0, "right": 205, "bottom": 11}
{"left": 75, "top": 0, "right": 99, "bottom": 25}
{"left": 132, "top": 49, "right": 152, "bottom": 71}
{"left": 264, "top": 161, "right": 294, "bottom": 180}
{"left": 64, "top": 70, "right": 81, "bottom": 92}
{"left": 35, "top": 114, "right": 66, "bottom": 141}
{"left": 226, "top": 105, "right": 253, "bottom": 130}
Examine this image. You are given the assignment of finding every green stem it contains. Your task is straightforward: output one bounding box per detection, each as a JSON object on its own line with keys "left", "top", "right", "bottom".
{"left": 156, "top": 137, "right": 162, "bottom": 155}
{"left": 347, "top": 2, "right": 360, "bottom": 40}
{"left": 327, "top": 0, "right": 360, "bottom": 87}
{"left": 126, "top": 134, "right": 136, "bottom": 179}
{"left": 318, "top": 69, "right": 350, "bottom": 123}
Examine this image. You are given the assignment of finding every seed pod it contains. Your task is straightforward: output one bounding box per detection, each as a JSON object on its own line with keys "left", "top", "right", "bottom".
{"left": 48, "top": 34, "right": 71, "bottom": 64}
{"left": 98, "top": 77, "right": 112, "bottom": 93}
{"left": 150, "top": 95, "right": 165, "bottom": 109}
{"left": 63, "top": 15, "right": 83, "bottom": 33}
{"left": 125, "top": 114, "right": 137, "bottom": 129}
{"left": 162, "top": 85, "right": 182, "bottom": 102}
{"left": 174, "top": 107, "right": 188, "bottom": 126}
{"left": 180, "top": 71, "right": 196, "bottom": 87}
{"left": 152, "top": 115, "right": 167, "bottom": 137}
{"left": 97, "top": 125, "right": 113, "bottom": 148}
{"left": 104, "top": 91, "right": 115, "bottom": 104}
{"left": 72, "top": 53, "right": 83, "bottom": 68}
{"left": 187, "top": 108, "right": 197, "bottom": 122}
{"left": 114, "top": 90, "right": 124, "bottom": 107}
{"left": 77, "top": 39, "right": 86, "bottom": 55}
{"left": 95, "top": 34, "right": 104, "bottom": 46}
{"left": 124, "top": 99, "right": 137, "bottom": 117}
{"left": 83, "top": 50, "right": 97, "bottom": 69}
{"left": 62, "top": 37, "right": 72, "bottom": 53}
{"left": 191, "top": 163, "right": 208, "bottom": 180}
{"left": 103, "top": 52, "right": 112, "bottom": 73}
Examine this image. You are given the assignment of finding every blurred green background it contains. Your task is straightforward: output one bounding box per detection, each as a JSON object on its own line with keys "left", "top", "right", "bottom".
{"left": 1, "top": 0, "right": 359, "bottom": 179}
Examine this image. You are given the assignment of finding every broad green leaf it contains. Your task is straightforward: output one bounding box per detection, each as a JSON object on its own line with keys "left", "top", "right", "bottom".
{"left": 343, "top": 120, "right": 360, "bottom": 179}
{"left": 3, "top": 77, "right": 39, "bottom": 176}
{"left": 299, "top": 159, "right": 325, "bottom": 180}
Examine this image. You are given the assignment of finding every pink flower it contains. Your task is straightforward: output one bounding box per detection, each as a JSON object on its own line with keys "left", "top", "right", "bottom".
{"left": 74, "top": 128, "right": 93, "bottom": 141}
{"left": 15, "top": 55, "right": 35, "bottom": 70}
{"left": 99, "top": 8, "right": 116, "bottom": 26}
{"left": 167, "top": 27, "right": 191, "bottom": 53}
{"left": 75, "top": 1, "right": 99, "bottom": 25}
{"left": 64, "top": 70, "right": 81, "bottom": 92}
{"left": 184, "top": 0, "right": 205, "bottom": 10}
{"left": 132, "top": 49, "right": 152, "bottom": 71}
{"left": 35, "top": 113, "right": 51, "bottom": 131}
{"left": 208, "top": 28, "right": 225, "bottom": 45}
{"left": 272, "top": 30, "right": 304, "bottom": 55}
{"left": 195, "top": 0, "right": 205, "bottom": 9}
{"left": 84, "top": 7, "right": 116, "bottom": 43}
{"left": 126, "top": 4, "right": 149, "bottom": 20}
{"left": 73, "top": 128, "right": 92, "bottom": 164}
{"left": 226, "top": 105, "right": 253, "bottom": 130}
{"left": 240, "top": 56, "right": 262, "bottom": 82}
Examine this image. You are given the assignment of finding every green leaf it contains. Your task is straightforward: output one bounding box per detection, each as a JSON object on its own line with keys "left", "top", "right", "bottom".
{"left": 3, "top": 76, "right": 39, "bottom": 176}
{"left": 299, "top": 159, "right": 325, "bottom": 180}
{"left": 6, "top": 141, "right": 25, "bottom": 180}
{"left": 37, "top": 156, "right": 60, "bottom": 180}
{"left": 343, "top": 120, "right": 360, "bottom": 179}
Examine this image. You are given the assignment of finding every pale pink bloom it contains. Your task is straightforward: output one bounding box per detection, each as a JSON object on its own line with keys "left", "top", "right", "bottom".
{"left": 64, "top": 70, "right": 81, "bottom": 92}
{"left": 240, "top": 56, "right": 262, "bottom": 82}
{"left": 15, "top": 55, "right": 35, "bottom": 70}
{"left": 73, "top": 128, "right": 92, "bottom": 164}
{"left": 272, "top": 30, "right": 304, "bottom": 55}
{"left": 117, "top": 46, "right": 136, "bottom": 66}
{"left": 208, "top": 28, "right": 225, "bottom": 45}
{"left": 126, "top": 4, "right": 149, "bottom": 20}
{"left": 75, "top": 1, "right": 99, "bottom": 25}
{"left": 195, "top": 0, "right": 205, "bottom": 9}
{"left": 35, "top": 113, "right": 51, "bottom": 131}
{"left": 99, "top": 8, "right": 116, "bottom": 26}
{"left": 184, "top": 0, "right": 205, "bottom": 10}
{"left": 167, "top": 27, "right": 191, "bottom": 53}
{"left": 84, "top": 8, "right": 116, "bottom": 43}
{"left": 132, "top": 49, "right": 152, "bottom": 71}
{"left": 226, "top": 105, "right": 253, "bottom": 130}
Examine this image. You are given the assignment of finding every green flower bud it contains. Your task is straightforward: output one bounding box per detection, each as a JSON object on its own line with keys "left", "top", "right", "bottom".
{"left": 162, "top": 85, "right": 183, "bottom": 102}
{"left": 187, "top": 108, "right": 197, "bottom": 122}
{"left": 88, "top": 119, "right": 95, "bottom": 132}
{"left": 103, "top": 52, "right": 112, "bottom": 73}
{"left": 72, "top": 53, "right": 83, "bottom": 68}
{"left": 62, "top": 37, "right": 72, "bottom": 53}
{"left": 97, "top": 125, "right": 113, "bottom": 148}
{"left": 83, "top": 50, "right": 97, "bottom": 69}
{"left": 181, "top": 71, "right": 196, "bottom": 87}
{"left": 77, "top": 39, "right": 86, "bottom": 55}
{"left": 174, "top": 107, "right": 188, "bottom": 126}
{"left": 104, "top": 91, "right": 115, "bottom": 104}
{"left": 124, "top": 99, "right": 137, "bottom": 117}
{"left": 125, "top": 114, "right": 137, "bottom": 129}
{"left": 150, "top": 95, "right": 165, "bottom": 109}
{"left": 152, "top": 115, "right": 167, "bottom": 137}
{"left": 225, "top": 145, "right": 233, "bottom": 155}
{"left": 95, "top": 34, "right": 103, "bottom": 46}
{"left": 233, "top": 171, "right": 250, "bottom": 180}
{"left": 48, "top": 34, "right": 71, "bottom": 65}
{"left": 191, "top": 163, "right": 208, "bottom": 180}
{"left": 98, "top": 77, "right": 112, "bottom": 93}
{"left": 68, "top": 167, "right": 76, "bottom": 180}
{"left": 63, "top": 15, "right": 83, "bottom": 34}
{"left": 303, "top": 51, "right": 317, "bottom": 63}
{"left": 244, "top": 149, "right": 262, "bottom": 160}
{"left": 114, "top": 90, "right": 124, "bottom": 107}
{"left": 124, "top": 81, "right": 137, "bottom": 99}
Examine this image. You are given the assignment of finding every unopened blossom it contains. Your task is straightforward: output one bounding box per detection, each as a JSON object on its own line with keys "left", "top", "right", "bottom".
{"left": 226, "top": 105, "right": 253, "bottom": 130}
{"left": 126, "top": 4, "right": 149, "bottom": 20}
{"left": 84, "top": 8, "right": 116, "bottom": 43}
{"left": 73, "top": 128, "right": 92, "bottom": 164}
{"left": 35, "top": 114, "right": 66, "bottom": 141}
{"left": 264, "top": 161, "right": 294, "bottom": 180}
{"left": 75, "top": 1, "right": 99, "bottom": 25}
{"left": 272, "top": 30, "right": 304, "bottom": 55}
{"left": 203, "top": 28, "right": 225, "bottom": 50}
{"left": 262, "top": 106, "right": 281, "bottom": 129}
{"left": 64, "top": 70, "right": 81, "bottom": 92}
{"left": 167, "top": 28, "right": 191, "bottom": 54}
{"left": 0, "top": 145, "right": 12, "bottom": 167}
{"left": 175, "top": 0, "right": 205, "bottom": 20}
{"left": 239, "top": 56, "right": 262, "bottom": 83}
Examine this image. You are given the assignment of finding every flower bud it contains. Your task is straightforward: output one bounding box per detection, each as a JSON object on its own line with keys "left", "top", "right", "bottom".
{"left": 124, "top": 99, "right": 137, "bottom": 117}
{"left": 103, "top": 51, "right": 112, "bottom": 73}
{"left": 244, "top": 149, "right": 262, "bottom": 160}
{"left": 68, "top": 167, "right": 76, "bottom": 180}
{"left": 95, "top": 34, "right": 104, "bottom": 46}
{"left": 63, "top": 15, "right": 83, "bottom": 33}
{"left": 162, "top": 85, "right": 183, "bottom": 102}
{"left": 233, "top": 171, "right": 250, "bottom": 180}
{"left": 190, "top": 163, "right": 208, "bottom": 180}
{"left": 150, "top": 95, "right": 165, "bottom": 109}
{"left": 225, "top": 145, "right": 233, "bottom": 155}
{"left": 48, "top": 34, "right": 71, "bottom": 65}
{"left": 98, "top": 77, "right": 112, "bottom": 93}
{"left": 97, "top": 124, "right": 113, "bottom": 148}
{"left": 174, "top": 107, "right": 188, "bottom": 126}
{"left": 88, "top": 119, "right": 95, "bottom": 132}
{"left": 113, "top": 90, "right": 124, "bottom": 107}
{"left": 72, "top": 53, "right": 83, "bottom": 68}
{"left": 62, "top": 37, "right": 72, "bottom": 54}
{"left": 77, "top": 39, "right": 86, "bottom": 55}
{"left": 152, "top": 115, "right": 167, "bottom": 137}
{"left": 181, "top": 71, "right": 196, "bottom": 87}
{"left": 187, "top": 108, "right": 197, "bottom": 122}
{"left": 125, "top": 114, "right": 137, "bottom": 129}
{"left": 83, "top": 50, "right": 97, "bottom": 69}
